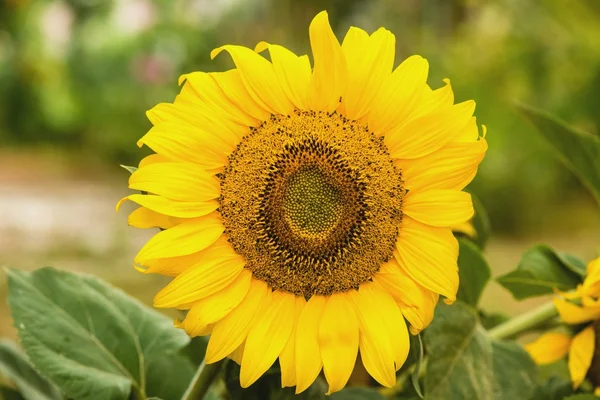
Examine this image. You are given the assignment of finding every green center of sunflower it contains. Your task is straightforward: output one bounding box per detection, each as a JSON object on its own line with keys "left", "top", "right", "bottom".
{"left": 284, "top": 165, "right": 343, "bottom": 237}
{"left": 219, "top": 110, "right": 404, "bottom": 298}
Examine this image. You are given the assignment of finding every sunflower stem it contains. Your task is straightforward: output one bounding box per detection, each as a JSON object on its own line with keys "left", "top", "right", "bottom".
{"left": 181, "top": 359, "right": 224, "bottom": 400}
{"left": 487, "top": 301, "right": 558, "bottom": 340}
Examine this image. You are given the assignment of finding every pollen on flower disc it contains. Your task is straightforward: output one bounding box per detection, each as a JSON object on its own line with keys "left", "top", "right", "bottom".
{"left": 219, "top": 110, "right": 405, "bottom": 298}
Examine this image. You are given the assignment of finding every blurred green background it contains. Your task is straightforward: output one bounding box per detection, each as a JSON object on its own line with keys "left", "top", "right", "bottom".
{"left": 1, "top": 0, "right": 599, "bottom": 339}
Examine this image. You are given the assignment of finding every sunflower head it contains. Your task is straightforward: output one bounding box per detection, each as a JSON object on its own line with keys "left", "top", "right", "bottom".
{"left": 119, "top": 10, "right": 487, "bottom": 394}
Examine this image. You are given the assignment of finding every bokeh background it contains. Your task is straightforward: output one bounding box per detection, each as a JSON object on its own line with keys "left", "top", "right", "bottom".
{"left": 1, "top": 0, "right": 600, "bottom": 340}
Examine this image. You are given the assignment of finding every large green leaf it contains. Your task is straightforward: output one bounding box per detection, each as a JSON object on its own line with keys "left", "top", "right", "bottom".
{"left": 0, "top": 340, "right": 62, "bottom": 400}
{"left": 517, "top": 103, "right": 600, "bottom": 205}
{"left": 457, "top": 239, "right": 491, "bottom": 307}
{"left": 496, "top": 245, "right": 583, "bottom": 300}
{"left": 424, "top": 303, "right": 494, "bottom": 400}
{"left": 6, "top": 267, "right": 190, "bottom": 400}
{"left": 144, "top": 354, "right": 195, "bottom": 400}
{"left": 563, "top": 395, "right": 600, "bottom": 400}
{"left": 424, "top": 303, "right": 537, "bottom": 400}
{"left": 491, "top": 341, "right": 537, "bottom": 400}
{"left": 181, "top": 336, "right": 208, "bottom": 367}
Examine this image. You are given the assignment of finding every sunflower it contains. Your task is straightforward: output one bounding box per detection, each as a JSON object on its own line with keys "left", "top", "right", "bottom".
{"left": 525, "top": 257, "right": 600, "bottom": 393}
{"left": 118, "top": 11, "right": 487, "bottom": 394}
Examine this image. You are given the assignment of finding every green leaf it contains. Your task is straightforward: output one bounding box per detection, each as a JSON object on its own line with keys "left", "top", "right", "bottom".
{"left": 0, "top": 388, "right": 26, "bottom": 400}
{"left": 144, "top": 354, "right": 195, "bottom": 400}
{"left": 496, "top": 245, "right": 583, "bottom": 300}
{"left": 517, "top": 103, "right": 600, "bottom": 205}
{"left": 330, "top": 387, "right": 386, "bottom": 399}
{"left": 120, "top": 165, "right": 137, "bottom": 174}
{"left": 424, "top": 303, "right": 537, "bottom": 400}
{"left": 181, "top": 336, "right": 208, "bottom": 366}
{"left": 563, "top": 395, "right": 600, "bottom": 400}
{"left": 0, "top": 340, "right": 62, "bottom": 400}
{"left": 6, "top": 267, "right": 190, "bottom": 400}
{"left": 479, "top": 312, "right": 510, "bottom": 330}
{"left": 424, "top": 303, "right": 494, "bottom": 400}
{"left": 529, "top": 376, "right": 572, "bottom": 400}
{"left": 538, "top": 358, "right": 570, "bottom": 382}
{"left": 557, "top": 253, "right": 587, "bottom": 278}
{"left": 457, "top": 239, "right": 491, "bottom": 307}
{"left": 470, "top": 194, "right": 491, "bottom": 250}
{"left": 491, "top": 341, "right": 537, "bottom": 400}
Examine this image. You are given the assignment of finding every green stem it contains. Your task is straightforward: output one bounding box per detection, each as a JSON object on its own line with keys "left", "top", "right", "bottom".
{"left": 487, "top": 301, "right": 558, "bottom": 340}
{"left": 181, "top": 359, "right": 224, "bottom": 400}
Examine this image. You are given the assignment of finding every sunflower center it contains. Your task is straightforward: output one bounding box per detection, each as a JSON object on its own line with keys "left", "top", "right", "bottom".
{"left": 219, "top": 111, "right": 404, "bottom": 298}
{"left": 283, "top": 165, "right": 342, "bottom": 237}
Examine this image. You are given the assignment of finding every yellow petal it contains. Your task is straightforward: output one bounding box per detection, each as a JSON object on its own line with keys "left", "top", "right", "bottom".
{"left": 410, "top": 79, "right": 454, "bottom": 118}
{"left": 205, "top": 278, "right": 271, "bottom": 363}
{"left": 117, "top": 194, "right": 219, "bottom": 218}
{"left": 397, "top": 139, "right": 488, "bottom": 192}
{"left": 134, "top": 214, "right": 224, "bottom": 263}
{"left": 583, "top": 295, "right": 600, "bottom": 308}
{"left": 255, "top": 42, "right": 311, "bottom": 110}
{"left": 373, "top": 259, "right": 438, "bottom": 333}
{"left": 340, "top": 27, "right": 395, "bottom": 120}
{"left": 129, "top": 162, "right": 220, "bottom": 202}
{"left": 139, "top": 154, "right": 171, "bottom": 167}
{"left": 568, "top": 325, "right": 595, "bottom": 388}
{"left": 403, "top": 189, "right": 474, "bottom": 228}
{"left": 394, "top": 217, "right": 459, "bottom": 302}
{"left": 138, "top": 122, "right": 228, "bottom": 169}
{"left": 211, "top": 69, "right": 271, "bottom": 122}
{"left": 350, "top": 284, "right": 397, "bottom": 387}
{"left": 138, "top": 236, "right": 236, "bottom": 276}
{"left": 127, "top": 206, "right": 182, "bottom": 229}
{"left": 182, "top": 269, "right": 252, "bottom": 337}
{"left": 318, "top": 292, "right": 359, "bottom": 394}
{"left": 137, "top": 252, "right": 205, "bottom": 276}
{"left": 295, "top": 295, "right": 327, "bottom": 394}
{"left": 240, "top": 291, "right": 296, "bottom": 388}
{"left": 454, "top": 117, "right": 481, "bottom": 142}
{"left": 308, "top": 11, "right": 347, "bottom": 112}
{"left": 178, "top": 71, "right": 258, "bottom": 126}
{"left": 146, "top": 102, "right": 243, "bottom": 148}
{"left": 372, "top": 283, "right": 410, "bottom": 370}
{"left": 583, "top": 257, "right": 600, "bottom": 298}
{"left": 367, "top": 55, "right": 429, "bottom": 135}
{"left": 554, "top": 297, "right": 600, "bottom": 324}
{"left": 153, "top": 254, "right": 245, "bottom": 308}
{"left": 279, "top": 296, "right": 306, "bottom": 388}
{"left": 524, "top": 332, "right": 572, "bottom": 365}
{"left": 452, "top": 220, "right": 477, "bottom": 238}
{"left": 228, "top": 341, "right": 246, "bottom": 365}
{"left": 211, "top": 45, "right": 294, "bottom": 116}
{"left": 386, "top": 100, "right": 476, "bottom": 160}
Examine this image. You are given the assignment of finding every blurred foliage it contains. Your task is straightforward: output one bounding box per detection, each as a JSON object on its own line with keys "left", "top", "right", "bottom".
{"left": 1, "top": 0, "right": 600, "bottom": 233}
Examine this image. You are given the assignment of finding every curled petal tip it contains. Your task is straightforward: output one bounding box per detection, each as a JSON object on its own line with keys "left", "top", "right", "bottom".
{"left": 210, "top": 46, "right": 225, "bottom": 60}
{"left": 254, "top": 41, "right": 269, "bottom": 53}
